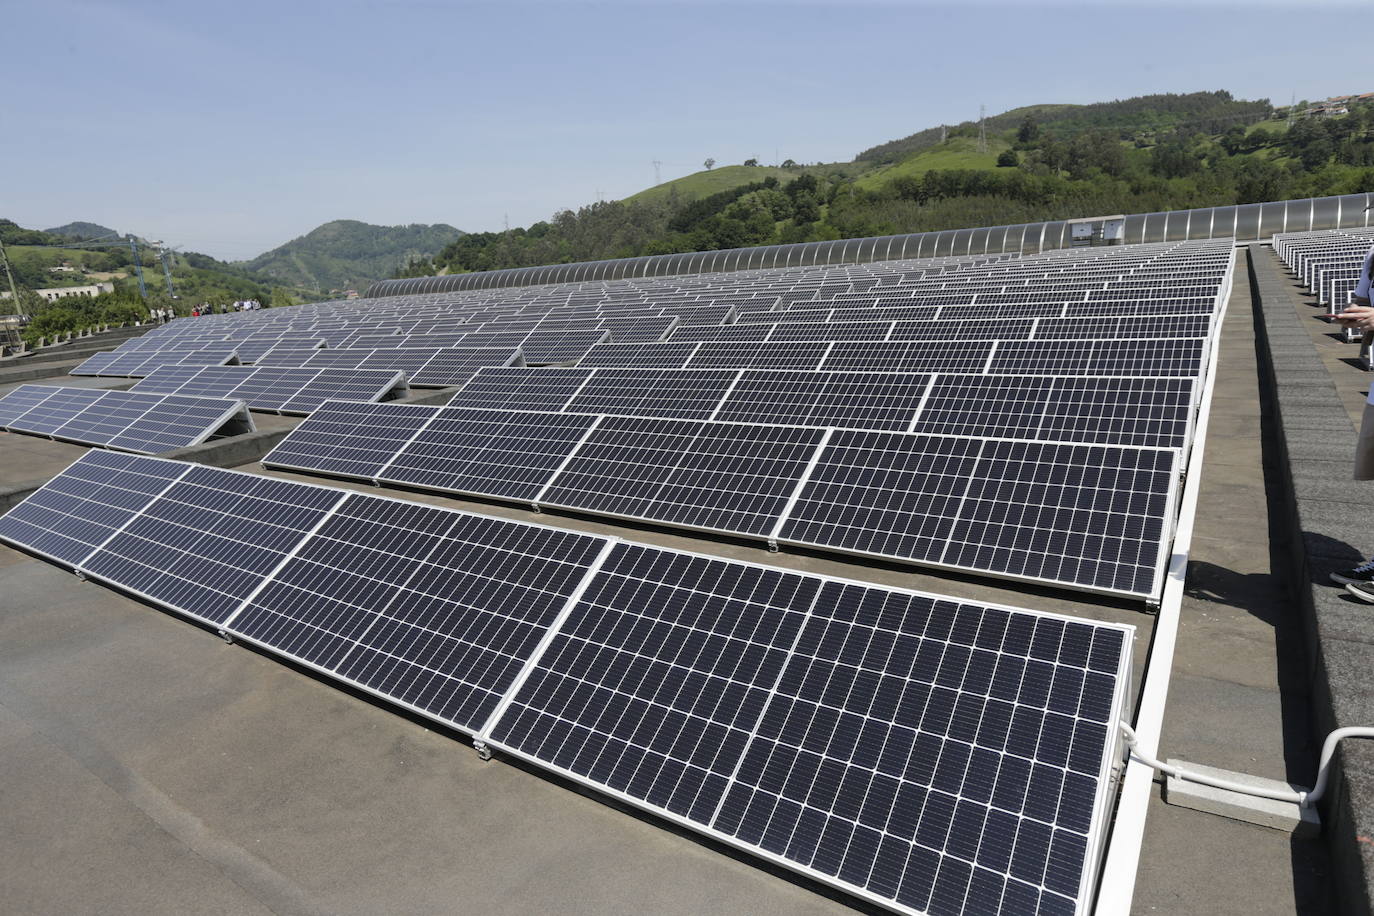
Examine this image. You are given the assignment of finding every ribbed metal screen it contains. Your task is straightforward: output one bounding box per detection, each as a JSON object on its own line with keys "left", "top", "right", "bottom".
{"left": 365, "top": 192, "right": 1374, "bottom": 298}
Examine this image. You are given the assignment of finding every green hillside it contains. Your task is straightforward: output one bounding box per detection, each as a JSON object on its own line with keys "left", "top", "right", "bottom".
{"left": 243, "top": 219, "right": 463, "bottom": 293}
{"left": 406, "top": 89, "right": 1374, "bottom": 280}
{"left": 626, "top": 163, "right": 861, "bottom": 205}
{"left": 43, "top": 221, "right": 120, "bottom": 241}
{"left": 0, "top": 217, "right": 322, "bottom": 345}
{"left": 853, "top": 136, "right": 1013, "bottom": 191}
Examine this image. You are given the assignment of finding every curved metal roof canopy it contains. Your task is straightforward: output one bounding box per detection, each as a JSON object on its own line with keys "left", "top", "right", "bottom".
{"left": 365, "top": 192, "right": 1373, "bottom": 298}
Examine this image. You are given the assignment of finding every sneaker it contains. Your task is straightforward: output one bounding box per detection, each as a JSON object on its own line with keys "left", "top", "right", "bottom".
{"left": 1330, "top": 558, "right": 1374, "bottom": 586}
{"left": 1347, "top": 582, "right": 1374, "bottom": 603}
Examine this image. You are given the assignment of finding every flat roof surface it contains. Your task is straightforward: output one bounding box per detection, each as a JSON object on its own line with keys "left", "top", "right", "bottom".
{"left": 0, "top": 251, "right": 1330, "bottom": 914}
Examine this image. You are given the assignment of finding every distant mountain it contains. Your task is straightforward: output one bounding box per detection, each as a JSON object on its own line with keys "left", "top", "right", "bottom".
{"left": 243, "top": 220, "right": 464, "bottom": 292}
{"left": 44, "top": 221, "right": 121, "bottom": 241}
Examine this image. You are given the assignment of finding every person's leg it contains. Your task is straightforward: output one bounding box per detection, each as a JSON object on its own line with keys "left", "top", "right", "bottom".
{"left": 1334, "top": 402, "right": 1374, "bottom": 589}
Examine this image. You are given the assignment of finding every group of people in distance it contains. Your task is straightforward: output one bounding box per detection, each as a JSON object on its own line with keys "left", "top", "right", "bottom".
{"left": 190, "top": 299, "right": 260, "bottom": 317}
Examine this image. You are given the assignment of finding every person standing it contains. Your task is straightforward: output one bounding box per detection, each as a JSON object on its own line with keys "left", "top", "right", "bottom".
{"left": 1328, "top": 238, "right": 1374, "bottom": 597}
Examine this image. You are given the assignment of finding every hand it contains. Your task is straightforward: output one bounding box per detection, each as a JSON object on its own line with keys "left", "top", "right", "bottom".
{"left": 1333, "top": 304, "right": 1374, "bottom": 329}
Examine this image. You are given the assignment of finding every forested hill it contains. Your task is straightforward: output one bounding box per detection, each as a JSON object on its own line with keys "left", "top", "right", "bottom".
{"left": 402, "top": 89, "right": 1374, "bottom": 280}
{"left": 853, "top": 92, "right": 1273, "bottom": 164}
{"left": 0, "top": 217, "right": 314, "bottom": 313}
{"left": 43, "top": 221, "right": 121, "bottom": 241}
{"left": 244, "top": 220, "right": 463, "bottom": 293}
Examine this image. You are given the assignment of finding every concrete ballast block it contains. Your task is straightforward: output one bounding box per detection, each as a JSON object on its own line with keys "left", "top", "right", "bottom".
{"left": 1163, "top": 758, "right": 1321, "bottom": 838}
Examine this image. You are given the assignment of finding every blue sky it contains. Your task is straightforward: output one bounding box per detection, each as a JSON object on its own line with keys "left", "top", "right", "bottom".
{"left": 8, "top": 0, "right": 1371, "bottom": 260}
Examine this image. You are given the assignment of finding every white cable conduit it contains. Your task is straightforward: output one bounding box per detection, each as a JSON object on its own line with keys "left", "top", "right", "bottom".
{"left": 1121, "top": 723, "right": 1374, "bottom": 807}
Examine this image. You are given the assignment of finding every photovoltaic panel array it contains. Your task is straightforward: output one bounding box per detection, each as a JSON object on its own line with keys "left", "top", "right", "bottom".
{"left": 254, "top": 345, "right": 523, "bottom": 386}
{"left": 263, "top": 401, "right": 1179, "bottom": 598}
{"left": 132, "top": 365, "right": 408, "bottom": 414}
{"left": 380, "top": 408, "right": 600, "bottom": 501}
{"left": 776, "top": 434, "right": 1177, "bottom": 597}
{"left": 447, "top": 368, "right": 1197, "bottom": 449}
{"left": 71, "top": 346, "right": 240, "bottom": 378}
{"left": 0, "top": 385, "right": 253, "bottom": 454}
{"left": 0, "top": 453, "right": 1135, "bottom": 916}
{"left": 537, "top": 416, "right": 827, "bottom": 536}
{"left": 227, "top": 492, "right": 610, "bottom": 731}
{"left": 484, "top": 542, "right": 1133, "bottom": 916}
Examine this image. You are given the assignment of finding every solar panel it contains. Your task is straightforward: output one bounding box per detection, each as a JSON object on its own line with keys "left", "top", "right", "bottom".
{"left": 255, "top": 345, "right": 332, "bottom": 367}
{"left": 447, "top": 368, "right": 594, "bottom": 412}
{"left": 518, "top": 329, "right": 610, "bottom": 365}
{"left": 988, "top": 339, "right": 1206, "bottom": 378}
{"left": 668, "top": 324, "right": 775, "bottom": 343}
{"left": 713, "top": 371, "right": 932, "bottom": 431}
{"left": 564, "top": 369, "right": 737, "bottom": 420}
{"left": 0, "top": 385, "right": 253, "bottom": 455}
{"left": 887, "top": 319, "right": 1028, "bottom": 342}
{"left": 70, "top": 347, "right": 239, "bottom": 378}
{"left": 225, "top": 492, "right": 610, "bottom": 732}
{"left": 579, "top": 342, "right": 699, "bottom": 368}
{"left": 686, "top": 341, "right": 831, "bottom": 370}
{"left": 768, "top": 320, "right": 895, "bottom": 342}
{"left": 603, "top": 315, "right": 678, "bottom": 342}
{"left": 262, "top": 400, "right": 439, "bottom": 480}
{"left": 483, "top": 542, "right": 1134, "bottom": 916}
{"left": 538, "top": 417, "right": 826, "bottom": 537}
{"left": 1032, "top": 315, "right": 1212, "bottom": 340}
{"left": 908, "top": 377, "right": 1059, "bottom": 442}
{"left": 381, "top": 407, "right": 599, "bottom": 501}
{"left": 821, "top": 341, "right": 990, "bottom": 374}
{"left": 408, "top": 346, "right": 525, "bottom": 386}
{"left": 909, "top": 375, "right": 1197, "bottom": 449}
{"left": 0, "top": 450, "right": 189, "bottom": 566}
{"left": 133, "top": 366, "right": 407, "bottom": 414}
{"left": 78, "top": 465, "right": 346, "bottom": 625}
{"left": 777, "top": 433, "right": 1178, "bottom": 597}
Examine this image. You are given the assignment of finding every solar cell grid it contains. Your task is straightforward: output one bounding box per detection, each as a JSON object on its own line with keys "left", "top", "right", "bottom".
{"left": 485, "top": 542, "right": 1133, "bottom": 916}
{"left": 79, "top": 464, "right": 345, "bottom": 625}
{"left": 565, "top": 369, "right": 737, "bottom": 420}
{"left": 487, "top": 543, "right": 822, "bottom": 822}
{"left": 989, "top": 339, "right": 1205, "bottom": 378}
{"left": 910, "top": 377, "right": 1056, "bottom": 442}
{"left": 0, "top": 451, "right": 189, "bottom": 566}
{"left": 447, "top": 368, "right": 592, "bottom": 412}
{"left": 687, "top": 341, "right": 831, "bottom": 370}
{"left": 777, "top": 432, "right": 1177, "bottom": 597}
{"left": 256, "top": 346, "right": 332, "bottom": 367}
{"left": 668, "top": 325, "right": 775, "bottom": 343}
{"left": 407, "top": 347, "right": 525, "bottom": 387}
{"left": 579, "top": 342, "right": 699, "bottom": 368}
{"left": 767, "top": 321, "right": 895, "bottom": 342}
{"left": 888, "top": 319, "right": 1028, "bottom": 342}
{"left": 714, "top": 582, "right": 1130, "bottom": 916}
{"left": 821, "top": 341, "right": 990, "bottom": 374}
{"left": 538, "top": 416, "right": 826, "bottom": 536}
{"left": 263, "top": 400, "right": 437, "bottom": 480}
{"left": 713, "top": 371, "right": 932, "bottom": 432}
{"left": 227, "top": 492, "right": 609, "bottom": 732}
{"left": 383, "top": 407, "right": 599, "bottom": 501}
{"left": 134, "top": 366, "right": 407, "bottom": 414}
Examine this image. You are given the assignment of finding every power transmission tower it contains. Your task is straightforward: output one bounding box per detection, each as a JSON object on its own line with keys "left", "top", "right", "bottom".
{"left": 0, "top": 240, "right": 22, "bottom": 317}
{"left": 940, "top": 124, "right": 947, "bottom": 142}
{"left": 1287, "top": 90, "right": 1296, "bottom": 126}
{"left": 977, "top": 104, "right": 987, "bottom": 154}
{"left": 126, "top": 234, "right": 147, "bottom": 300}
{"left": 653, "top": 160, "right": 662, "bottom": 184}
